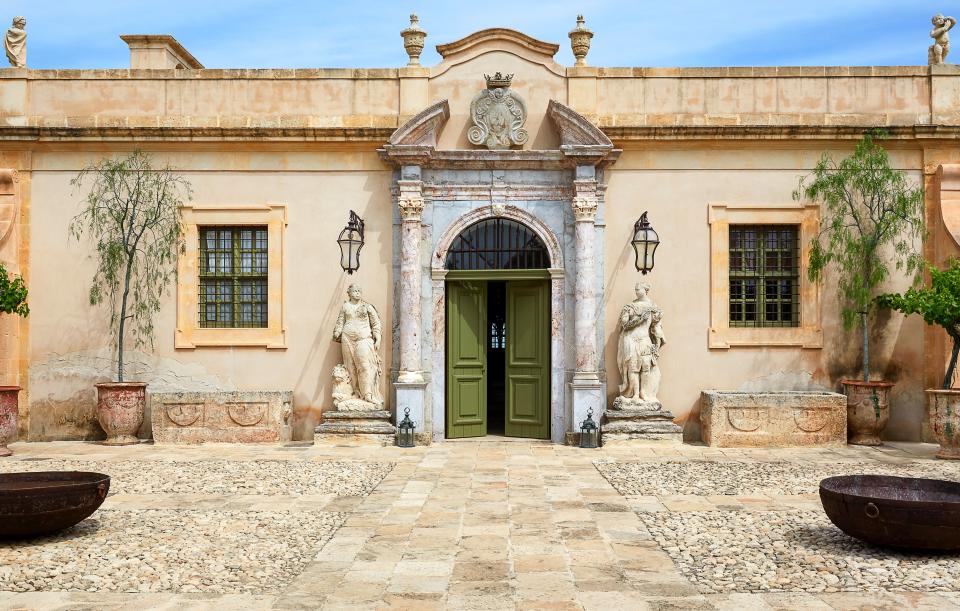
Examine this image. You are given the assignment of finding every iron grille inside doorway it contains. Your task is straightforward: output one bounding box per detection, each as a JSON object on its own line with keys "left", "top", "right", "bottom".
{"left": 445, "top": 218, "right": 549, "bottom": 270}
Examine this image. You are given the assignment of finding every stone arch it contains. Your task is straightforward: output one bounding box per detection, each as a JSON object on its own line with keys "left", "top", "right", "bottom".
{"left": 432, "top": 204, "right": 564, "bottom": 272}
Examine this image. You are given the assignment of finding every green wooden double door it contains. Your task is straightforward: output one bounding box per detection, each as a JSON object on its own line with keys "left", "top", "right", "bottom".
{"left": 446, "top": 277, "right": 550, "bottom": 439}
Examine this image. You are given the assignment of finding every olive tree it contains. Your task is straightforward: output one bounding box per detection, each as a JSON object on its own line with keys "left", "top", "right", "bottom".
{"left": 69, "top": 151, "right": 189, "bottom": 382}
{"left": 795, "top": 133, "right": 926, "bottom": 382}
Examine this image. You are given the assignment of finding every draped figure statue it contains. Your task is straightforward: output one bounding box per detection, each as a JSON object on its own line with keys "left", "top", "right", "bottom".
{"left": 4, "top": 16, "right": 25, "bottom": 68}
{"left": 332, "top": 284, "right": 383, "bottom": 409}
{"left": 615, "top": 281, "right": 665, "bottom": 408}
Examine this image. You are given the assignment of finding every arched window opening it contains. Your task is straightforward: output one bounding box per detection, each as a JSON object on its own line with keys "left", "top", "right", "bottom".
{"left": 445, "top": 218, "right": 550, "bottom": 270}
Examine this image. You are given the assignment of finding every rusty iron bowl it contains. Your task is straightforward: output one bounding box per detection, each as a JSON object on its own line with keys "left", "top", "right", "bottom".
{"left": 819, "top": 474, "right": 960, "bottom": 551}
{"left": 0, "top": 471, "right": 110, "bottom": 539}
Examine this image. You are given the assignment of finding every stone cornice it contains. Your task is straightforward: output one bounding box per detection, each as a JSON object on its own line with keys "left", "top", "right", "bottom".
{"left": 0, "top": 126, "right": 396, "bottom": 143}
{"left": 603, "top": 124, "right": 960, "bottom": 141}
{"left": 436, "top": 28, "right": 559, "bottom": 59}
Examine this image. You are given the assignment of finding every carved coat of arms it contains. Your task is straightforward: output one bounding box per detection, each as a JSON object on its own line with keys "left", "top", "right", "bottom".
{"left": 468, "top": 73, "right": 528, "bottom": 150}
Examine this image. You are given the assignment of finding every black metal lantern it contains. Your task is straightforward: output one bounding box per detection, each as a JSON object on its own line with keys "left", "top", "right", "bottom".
{"left": 579, "top": 407, "right": 600, "bottom": 449}
{"left": 338, "top": 210, "right": 365, "bottom": 275}
{"left": 397, "top": 407, "right": 416, "bottom": 448}
{"left": 631, "top": 211, "right": 659, "bottom": 274}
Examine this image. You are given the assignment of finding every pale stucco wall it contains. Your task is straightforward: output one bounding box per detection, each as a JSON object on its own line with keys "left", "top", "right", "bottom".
{"left": 602, "top": 146, "right": 928, "bottom": 441}
{"left": 27, "top": 149, "right": 393, "bottom": 441}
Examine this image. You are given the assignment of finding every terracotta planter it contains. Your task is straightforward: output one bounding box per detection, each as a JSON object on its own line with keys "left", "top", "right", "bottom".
{"left": 841, "top": 380, "right": 894, "bottom": 446}
{"left": 95, "top": 382, "right": 146, "bottom": 446}
{"left": 927, "top": 389, "right": 960, "bottom": 459}
{"left": 0, "top": 386, "right": 19, "bottom": 457}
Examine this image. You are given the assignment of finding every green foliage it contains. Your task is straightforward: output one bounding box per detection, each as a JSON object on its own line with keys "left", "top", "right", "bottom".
{"left": 795, "top": 133, "right": 926, "bottom": 381}
{"left": 877, "top": 259, "right": 960, "bottom": 389}
{"left": 0, "top": 261, "right": 27, "bottom": 317}
{"left": 69, "top": 151, "right": 190, "bottom": 382}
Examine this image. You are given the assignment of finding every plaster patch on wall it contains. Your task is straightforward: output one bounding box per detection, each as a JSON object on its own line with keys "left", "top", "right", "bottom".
{"left": 737, "top": 371, "right": 829, "bottom": 393}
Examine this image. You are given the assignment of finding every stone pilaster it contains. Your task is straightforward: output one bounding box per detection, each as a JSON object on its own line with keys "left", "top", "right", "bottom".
{"left": 570, "top": 169, "right": 604, "bottom": 433}
{"left": 395, "top": 167, "right": 427, "bottom": 436}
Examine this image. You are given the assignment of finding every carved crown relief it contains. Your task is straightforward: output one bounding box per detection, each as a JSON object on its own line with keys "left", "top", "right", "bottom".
{"left": 468, "top": 73, "right": 528, "bottom": 150}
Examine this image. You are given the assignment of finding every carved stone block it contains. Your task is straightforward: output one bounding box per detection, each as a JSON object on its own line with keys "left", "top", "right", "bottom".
{"left": 700, "top": 391, "right": 847, "bottom": 448}
{"left": 151, "top": 391, "right": 293, "bottom": 444}
{"left": 314, "top": 409, "right": 396, "bottom": 446}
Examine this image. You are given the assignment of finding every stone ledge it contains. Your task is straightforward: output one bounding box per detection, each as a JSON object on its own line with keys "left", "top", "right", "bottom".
{"left": 700, "top": 390, "right": 847, "bottom": 448}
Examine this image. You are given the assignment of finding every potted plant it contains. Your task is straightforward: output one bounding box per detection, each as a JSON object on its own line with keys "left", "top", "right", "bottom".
{"left": 70, "top": 151, "right": 189, "bottom": 445}
{"left": 0, "top": 261, "right": 27, "bottom": 456}
{"left": 878, "top": 260, "right": 960, "bottom": 459}
{"left": 795, "top": 133, "right": 925, "bottom": 445}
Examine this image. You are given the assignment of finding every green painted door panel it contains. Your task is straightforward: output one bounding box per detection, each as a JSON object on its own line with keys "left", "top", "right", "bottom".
{"left": 505, "top": 280, "right": 550, "bottom": 439}
{"left": 446, "top": 281, "right": 487, "bottom": 438}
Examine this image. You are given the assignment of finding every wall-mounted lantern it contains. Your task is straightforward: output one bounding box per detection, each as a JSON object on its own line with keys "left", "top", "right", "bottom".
{"left": 338, "top": 210, "right": 365, "bottom": 275}
{"left": 579, "top": 407, "right": 600, "bottom": 449}
{"left": 397, "top": 407, "right": 416, "bottom": 448}
{"left": 631, "top": 211, "right": 659, "bottom": 275}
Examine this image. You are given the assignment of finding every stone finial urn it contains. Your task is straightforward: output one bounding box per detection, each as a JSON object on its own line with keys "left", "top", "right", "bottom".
{"left": 927, "top": 389, "right": 960, "bottom": 459}
{"left": 842, "top": 380, "right": 893, "bottom": 445}
{"left": 95, "top": 382, "right": 146, "bottom": 445}
{"left": 0, "top": 386, "right": 19, "bottom": 457}
{"left": 401, "top": 14, "right": 426, "bottom": 66}
{"left": 568, "top": 14, "right": 593, "bottom": 66}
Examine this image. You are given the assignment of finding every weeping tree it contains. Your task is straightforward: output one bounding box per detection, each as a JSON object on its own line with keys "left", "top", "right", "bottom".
{"left": 69, "top": 151, "right": 190, "bottom": 382}
{"left": 795, "top": 133, "right": 926, "bottom": 382}
{"left": 0, "top": 261, "right": 28, "bottom": 317}
{"left": 878, "top": 260, "right": 960, "bottom": 389}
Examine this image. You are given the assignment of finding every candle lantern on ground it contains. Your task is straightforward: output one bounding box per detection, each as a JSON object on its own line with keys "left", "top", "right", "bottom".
{"left": 579, "top": 407, "right": 600, "bottom": 449}
{"left": 397, "top": 407, "right": 416, "bottom": 448}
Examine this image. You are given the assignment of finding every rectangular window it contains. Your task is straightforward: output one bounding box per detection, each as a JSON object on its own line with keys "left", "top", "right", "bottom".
{"left": 198, "top": 226, "right": 268, "bottom": 328}
{"left": 729, "top": 225, "right": 799, "bottom": 328}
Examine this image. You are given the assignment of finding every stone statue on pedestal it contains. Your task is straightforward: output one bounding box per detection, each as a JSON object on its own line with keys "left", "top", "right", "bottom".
{"left": 930, "top": 13, "right": 956, "bottom": 65}
{"left": 605, "top": 280, "right": 682, "bottom": 444}
{"left": 614, "top": 281, "right": 665, "bottom": 410}
{"left": 4, "top": 16, "right": 26, "bottom": 68}
{"left": 316, "top": 283, "right": 395, "bottom": 445}
{"left": 332, "top": 284, "right": 383, "bottom": 409}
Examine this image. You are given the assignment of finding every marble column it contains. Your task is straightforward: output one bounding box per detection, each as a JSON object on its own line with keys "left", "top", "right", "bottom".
{"left": 395, "top": 167, "right": 427, "bottom": 436}
{"left": 570, "top": 168, "right": 603, "bottom": 434}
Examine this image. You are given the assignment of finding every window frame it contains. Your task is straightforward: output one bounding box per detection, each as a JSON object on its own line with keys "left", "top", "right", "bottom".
{"left": 198, "top": 226, "right": 270, "bottom": 329}
{"left": 708, "top": 202, "right": 821, "bottom": 349}
{"left": 176, "top": 205, "right": 287, "bottom": 349}
{"left": 728, "top": 224, "right": 800, "bottom": 328}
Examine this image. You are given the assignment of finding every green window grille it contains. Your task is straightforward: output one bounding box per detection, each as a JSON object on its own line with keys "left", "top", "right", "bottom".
{"left": 729, "top": 225, "right": 799, "bottom": 328}
{"left": 198, "top": 226, "right": 268, "bottom": 328}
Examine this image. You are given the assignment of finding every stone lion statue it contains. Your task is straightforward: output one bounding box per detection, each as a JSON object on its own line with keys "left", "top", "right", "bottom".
{"left": 331, "top": 363, "right": 377, "bottom": 412}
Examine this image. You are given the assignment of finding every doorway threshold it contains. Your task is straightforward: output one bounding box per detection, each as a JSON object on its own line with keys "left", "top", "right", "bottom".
{"left": 444, "top": 435, "right": 552, "bottom": 443}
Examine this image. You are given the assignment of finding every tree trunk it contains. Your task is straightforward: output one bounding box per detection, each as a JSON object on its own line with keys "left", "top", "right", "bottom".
{"left": 861, "top": 310, "right": 870, "bottom": 382}
{"left": 117, "top": 256, "right": 134, "bottom": 383}
{"left": 944, "top": 336, "right": 960, "bottom": 390}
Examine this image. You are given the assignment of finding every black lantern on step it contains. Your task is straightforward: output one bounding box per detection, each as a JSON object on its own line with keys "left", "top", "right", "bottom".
{"left": 631, "top": 211, "right": 659, "bottom": 274}
{"left": 579, "top": 407, "right": 600, "bottom": 449}
{"left": 397, "top": 407, "right": 416, "bottom": 448}
{"left": 338, "top": 210, "right": 365, "bottom": 275}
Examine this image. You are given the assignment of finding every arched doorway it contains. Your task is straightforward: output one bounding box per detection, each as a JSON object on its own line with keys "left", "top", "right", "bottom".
{"left": 444, "top": 217, "right": 552, "bottom": 439}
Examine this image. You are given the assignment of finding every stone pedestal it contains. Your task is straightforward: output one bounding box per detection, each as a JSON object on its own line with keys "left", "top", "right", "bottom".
{"left": 602, "top": 402, "right": 682, "bottom": 445}
{"left": 395, "top": 380, "right": 426, "bottom": 432}
{"left": 570, "top": 377, "right": 603, "bottom": 434}
{"left": 314, "top": 410, "right": 396, "bottom": 446}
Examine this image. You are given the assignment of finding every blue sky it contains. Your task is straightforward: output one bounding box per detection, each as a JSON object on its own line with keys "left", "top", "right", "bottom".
{"left": 6, "top": 1, "right": 954, "bottom": 69}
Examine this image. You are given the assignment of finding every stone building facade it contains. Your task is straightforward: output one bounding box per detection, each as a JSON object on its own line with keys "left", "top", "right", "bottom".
{"left": 1, "top": 24, "right": 959, "bottom": 444}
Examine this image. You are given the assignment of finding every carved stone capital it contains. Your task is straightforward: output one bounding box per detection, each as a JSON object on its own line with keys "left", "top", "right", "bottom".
{"left": 572, "top": 197, "right": 598, "bottom": 222}
{"left": 397, "top": 179, "right": 424, "bottom": 221}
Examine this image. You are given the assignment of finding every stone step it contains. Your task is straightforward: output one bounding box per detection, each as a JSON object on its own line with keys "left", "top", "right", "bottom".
{"left": 321, "top": 410, "right": 391, "bottom": 420}
{"left": 602, "top": 420, "right": 683, "bottom": 435}
{"left": 604, "top": 409, "right": 677, "bottom": 421}
{"left": 315, "top": 421, "right": 397, "bottom": 435}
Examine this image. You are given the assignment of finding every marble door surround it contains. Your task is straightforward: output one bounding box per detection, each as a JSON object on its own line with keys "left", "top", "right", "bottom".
{"left": 379, "top": 99, "right": 621, "bottom": 443}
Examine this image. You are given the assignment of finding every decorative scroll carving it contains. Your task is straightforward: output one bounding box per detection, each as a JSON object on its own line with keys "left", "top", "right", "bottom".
{"left": 227, "top": 403, "right": 266, "bottom": 427}
{"left": 571, "top": 178, "right": 598, "bottom": 222}
{"left": 397, "top": 179, "right": 425, "bottom": 221}
{"left": 727, "top": 408, "right": 764, "bottom": 432}
{"left": 794, "top": 408, "right": 830, "bottom": 433}
{"left": 468, "top": 73, "right": 528, "bottom": 150}
{"left": 165, "top": 404, "right": 202, "bottom": 427}
{"left": 0, "top": 169, "right": 18, "bottom": 247}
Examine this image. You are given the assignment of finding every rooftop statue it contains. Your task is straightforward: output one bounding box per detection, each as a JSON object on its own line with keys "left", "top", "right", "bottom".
{"left": 4, "top": 16, "right": 25, "bottom": 68}
{"left": 930, "top": 13, "right": 956, "bottom": 65}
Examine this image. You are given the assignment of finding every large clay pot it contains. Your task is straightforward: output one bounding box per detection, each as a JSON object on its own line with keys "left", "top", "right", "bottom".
{"left": 927, "top": 389, "right": 960, "bottom": 460}
{"left": 95, "top": 382, "right": 146, "bottom": 446}
{"left": 0, "top": 386, "right": 19, "bottom": 457}
{"left": 841, "top": 380, "right": 894, "bottom": 446}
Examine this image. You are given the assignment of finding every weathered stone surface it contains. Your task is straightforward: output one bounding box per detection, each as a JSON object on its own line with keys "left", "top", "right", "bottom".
{"left": 602, "top": 405, "right": 682, "bottom": 446}
{"left": 314, "top": 409, "right": 397, "bottom": 446}
{"left": 151, "top": 391, "right": 293, "bottom": 444}
{"left": 700, "top": 390, "right": 846, "bottom": 448}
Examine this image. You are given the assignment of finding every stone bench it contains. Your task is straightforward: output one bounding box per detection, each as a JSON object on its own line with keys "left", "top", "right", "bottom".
{"left": 700, "top": 390, "right": 846, "bottom": 448}
{"left": 151, "top": 391, "right": 293, "bottom": 444}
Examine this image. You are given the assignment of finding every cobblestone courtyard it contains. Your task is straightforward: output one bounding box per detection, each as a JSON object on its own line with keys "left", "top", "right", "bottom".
{"left": 1, "top": 440, "right": 959, "bottom": 610}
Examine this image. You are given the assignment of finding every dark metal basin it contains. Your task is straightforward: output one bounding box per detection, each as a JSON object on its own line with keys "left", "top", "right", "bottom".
{"left": 820, "top": 474, "right": 960, "bottom": 551}
{"left": 0, "top": 471, "right": 110, "bottom": 539}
